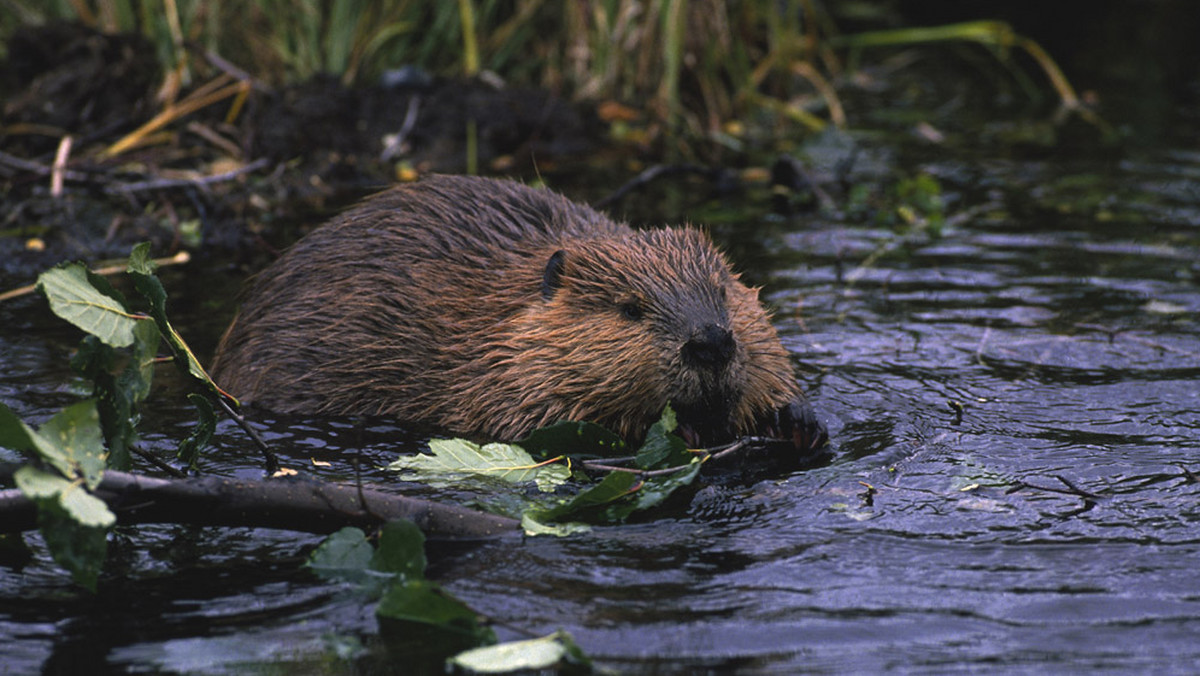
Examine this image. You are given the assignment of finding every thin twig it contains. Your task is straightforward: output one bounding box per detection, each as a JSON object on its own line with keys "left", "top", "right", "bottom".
{"left": 50, "top": 135, "right": 72, "bottom": 197}
{"left": 1010, "top": 476, "right": 1103, "bottom": 500}
{"left": 381, "top": 95, "right": 422, "bottom": 161}
{"left": 579, "top": 435, "right": 788, "bottom": 477}
{"left": 1054, "top": 475, "right": 1104, "bottom": 499}
{"left": 583, "top": 461, "right": 699, "bottom": 478}
{"left": 589, "top": 454, "right": 639, "bottom": 466}
{"left": 0, "top": 149, "right": 91, "bottom": 181}
{"left": 706, "top": 438, "right": 751, "bottom": 462}
{"left": 105, "top": 157, "right": 269, "bottom": 195}
{"left": 215, "top": 396, "right": 279, "bottom": 474}
{"left": 101, "top": 77, "right": 250, "bottom": 158}
{"left": 185, "top": 121, "right": 243, "bottom": 158}
{"left": 0, "top": 251, "right": 192, "bottom": 303}
{"left": 188, "top": 42, "right": 258, "bottom": 87}
{"left": 581, "top": 462, "right": 639, "bottom": 474}
{"left": 131, "top": 446, "right": 187, "bottom": 478}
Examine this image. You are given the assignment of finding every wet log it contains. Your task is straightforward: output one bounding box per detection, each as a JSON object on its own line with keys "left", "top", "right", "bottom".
{"left": 0, "top": 469, "right": 519, "bottom": 540}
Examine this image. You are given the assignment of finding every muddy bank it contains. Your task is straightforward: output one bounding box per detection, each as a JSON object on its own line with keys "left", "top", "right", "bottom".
{"left": 0, "top": 22, "right": 600, "bottom": 278}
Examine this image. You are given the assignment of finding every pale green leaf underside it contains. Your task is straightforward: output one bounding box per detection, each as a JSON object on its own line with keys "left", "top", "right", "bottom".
{"left": 37, "top": 265, "right": 142, "bottom": 348}
{"left": 14, "top": 466, "right": 115, "bottom": 527}
{"left": 389, "top": 438, "right": 569, "bottom": 490}
{"left": 450, "top": 633, "right": 569, "bottom": 673}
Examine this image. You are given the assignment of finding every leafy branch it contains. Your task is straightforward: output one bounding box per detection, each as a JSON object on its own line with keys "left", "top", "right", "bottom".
{"left": 389, "top": 405, "right": 708, "bottom": 533}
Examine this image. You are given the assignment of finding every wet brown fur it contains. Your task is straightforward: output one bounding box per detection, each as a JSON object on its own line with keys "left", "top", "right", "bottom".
{"left": 212, "top": 175, "right": 802, "bottom": 442}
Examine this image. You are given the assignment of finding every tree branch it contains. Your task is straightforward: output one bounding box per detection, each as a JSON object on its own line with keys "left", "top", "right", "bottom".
{"left": 0, "top": 469, "right": 518, "bottom": 540}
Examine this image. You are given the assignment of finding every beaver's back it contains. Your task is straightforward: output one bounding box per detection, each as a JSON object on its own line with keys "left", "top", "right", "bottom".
{"left": 339, "top": 173, "right": 626, "bottom": 260}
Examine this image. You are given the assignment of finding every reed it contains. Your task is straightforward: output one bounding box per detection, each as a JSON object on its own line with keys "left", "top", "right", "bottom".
{"left": 1, "top": 2, "right": 1091, "bottom": 148}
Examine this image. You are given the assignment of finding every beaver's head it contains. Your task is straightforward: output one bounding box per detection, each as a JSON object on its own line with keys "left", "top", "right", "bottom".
{"left": 487, "top": 227, "right": 824, "bottom": 451}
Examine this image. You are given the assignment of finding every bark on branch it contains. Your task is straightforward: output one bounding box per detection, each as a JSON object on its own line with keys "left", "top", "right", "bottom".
{"left": 0, "top": 469, "right": 519, "bottom": 540}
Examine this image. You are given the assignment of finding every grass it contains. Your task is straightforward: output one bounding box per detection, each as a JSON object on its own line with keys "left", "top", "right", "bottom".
{"left": 1, "top": 1, "right": 1097, "bottom": 153}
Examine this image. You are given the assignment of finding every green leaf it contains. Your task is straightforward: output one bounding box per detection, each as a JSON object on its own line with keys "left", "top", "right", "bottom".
{"left": 371, "top": 519, "right": 427, "bottom": 580}
{"left": 109, "top": 317, "right": 160, "bottom": 470}
{"left": 68, "top": 334, "right": 115, "bottom": 381}
{"left": 308, "top": 522, "right": 431, "bottom": 598}
{"left": 15, "top": 466, "right": 113, "bottom": 591}
{"left": 309, "top": 527, "right": 374, "bottom": 576}
{"left": 123, "top": 317, "right": 161, "bottom": 404}
{"left": 14, "top": 466, "right": 116, "bottom": 528}
{"left": 71, "top": 335, "right": 146, "bottom": 472}
{"left": 518, "top": 420, "right": 627, "bottom": 458}
{"left": 603, "top": 461, "right": 702, "bottom": 521}
{"left": 389, "top": 439, "right": 569, "bottom": 491}
{"left": 12, "top": 464, "right": 71, "bottom": 499}
{"left": 37, "top": 264, "right": 143, "bottom": 348}
{"left": 377, "top": 579, "right": 490, "bottom": 640}
{"left": 519, "top": 512, "right": 591, "bottom": 537}
{"left": 537, "top": 470, "right": 640, "bottom": 523}
{"left": 39, "top": 400, "right": 106, "bottom": 489}
{"left": 531, "top": 446, "right": 702, "bottom": 527}
{"left": 657, "top": 404, "right": 679, "bottom": 433}
{"left": 177, "top": 393, "right": 215, "bottom": 468}
{"left": 377, "top": 578, "right": 497, "bottom": 661}
{"left": 307, "top": 527, "right": 394, "bottom": 595}
{"left": 29, "top": 492, "right": 108, "bottom": 591}
{"left": 0, "top": 403, "right": 59, "bottom": 466}
{"left": 449, "top": 631, "right": 590, "bottom": 674}
{"left": 125, "top": 240, "right": 156, "bottom": 276}
{"left": 84, "top": 265, "right": 131, "bottom": 309}
{"left": 58, "top": 479, "right": 118, "bottom": 527}
{"left": 59, "top": 253, "right": 160, "bottom": 472}
{"left": 0, "top": 401, "right": 106, "bottom": 485}
{"left": 127, "top": 243, "right": 230, "bottom": 405}
{"left": 635, "top": 407, "right": 690, "bottom": 470}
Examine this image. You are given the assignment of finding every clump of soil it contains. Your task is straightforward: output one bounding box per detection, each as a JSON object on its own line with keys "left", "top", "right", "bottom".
{"left": 2, "top": 21, "right": 160, "bottom": 157}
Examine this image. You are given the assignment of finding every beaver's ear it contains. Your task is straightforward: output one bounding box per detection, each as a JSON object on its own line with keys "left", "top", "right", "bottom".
{"left": 541, "top": 249, "right": 567, "bottom": 300}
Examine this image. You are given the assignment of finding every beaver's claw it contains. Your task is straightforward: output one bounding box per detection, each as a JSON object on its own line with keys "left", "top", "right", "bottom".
{"left": 775, "top": 398, "right": 829, "bottom": 454}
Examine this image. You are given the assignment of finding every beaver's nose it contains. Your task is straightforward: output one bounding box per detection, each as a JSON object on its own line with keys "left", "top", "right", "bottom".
{"left": 682, "top": 323, "right": 736, "bottom": 367}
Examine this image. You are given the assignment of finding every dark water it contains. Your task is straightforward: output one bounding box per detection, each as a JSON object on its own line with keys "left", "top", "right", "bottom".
{"left": 2, "top": 141, "right": 1199, "bottom": 674}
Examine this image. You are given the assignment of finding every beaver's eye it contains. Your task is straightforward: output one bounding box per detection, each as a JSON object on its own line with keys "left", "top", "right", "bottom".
{"left": 620, "top": 301, "right": 644, "bottom": 321}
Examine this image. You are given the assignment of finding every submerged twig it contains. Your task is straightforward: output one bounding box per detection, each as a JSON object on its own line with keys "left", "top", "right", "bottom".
{"left": 1053, "top": 474, "right": 1104, "bottom": 500}
{"left": 1009, "top": 475, "right": 1104, "bottom": 500}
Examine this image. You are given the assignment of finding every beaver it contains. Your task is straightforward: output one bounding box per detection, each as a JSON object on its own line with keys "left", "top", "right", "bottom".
{"left": 211, "top": 174, "right": 825, "bottom": 452}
